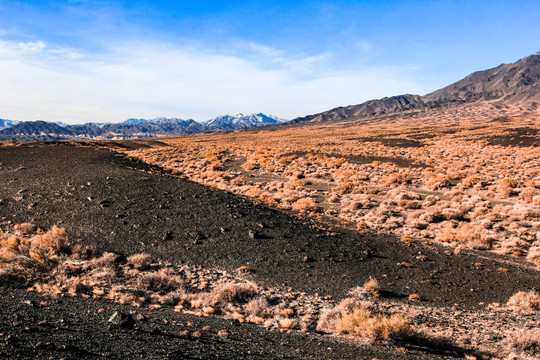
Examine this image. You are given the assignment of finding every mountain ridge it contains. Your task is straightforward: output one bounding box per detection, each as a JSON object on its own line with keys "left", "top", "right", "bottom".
{"left": 0, "top": 113, "right": 288, "bottom": 140}
{"left": 292, "top": 52, "right": 540, "bottom": 123}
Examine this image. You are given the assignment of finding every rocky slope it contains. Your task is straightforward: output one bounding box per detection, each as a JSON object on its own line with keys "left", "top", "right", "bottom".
{"left": 292, "top": 52, "right": 540, "bottom": 123}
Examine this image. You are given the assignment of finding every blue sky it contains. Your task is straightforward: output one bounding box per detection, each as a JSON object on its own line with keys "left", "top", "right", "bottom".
{"left": 0, "top": 0, "right": 538, "bottom": 123}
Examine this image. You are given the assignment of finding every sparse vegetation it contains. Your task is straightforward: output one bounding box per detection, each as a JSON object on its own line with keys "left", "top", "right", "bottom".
{"left": 119, "top": 108, "right": 540, "bottom": 269}
{"left": 317, "top": 297, "right": 413, "bottom": 342}
{"left": 2, "top": 223, "right": 539, "bottom": 358}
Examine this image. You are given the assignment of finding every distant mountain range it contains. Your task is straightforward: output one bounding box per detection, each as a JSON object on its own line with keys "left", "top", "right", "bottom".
{"left": 0, "top": 113, "right": 287, "bottom": 141}
{"left": 292, "top": 52, "right": 540, "bottom": 123}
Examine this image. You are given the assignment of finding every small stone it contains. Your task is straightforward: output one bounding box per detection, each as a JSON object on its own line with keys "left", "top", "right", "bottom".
{"left": 108, "top": 311, "right": 135, "bottom": 329}
{"left": 133, "top": 313, "right": 146, "bottom": 321}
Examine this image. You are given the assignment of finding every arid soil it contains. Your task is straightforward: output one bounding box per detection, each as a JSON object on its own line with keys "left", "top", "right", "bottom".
{"left": 0, "top": 142, "right": 538, "bottom": 359}
{"left": 123, "top": 107, "right": 540, "bottom": 269}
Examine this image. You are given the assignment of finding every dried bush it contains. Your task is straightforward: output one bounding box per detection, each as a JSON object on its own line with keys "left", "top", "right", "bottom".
{"left": 137, "top": 268, "right": 184, "bottom": 293}
{"left": 127, "top": 253, "right": 152, "bottom": 269}
{"left": 436, "top": 222, "right": 494, "bottom": 249}
{"left": 317, "top": 297, "right": 412, "bottom": 342}
{"left": 317, "top": 297, "right": 372, "bottom": 333}
{"left": 292, "top": 198, "right": 320, "bottom": 212}
{"left": 84, "top": 252, "right": 118, "bottom": 269}
{"left": 336, "top": 308, "right": 412, "bottom": 340}
{"left": 0, "top": 225, "right": 69, "bottom": 282}
{"left": 526, "top": 246, "right": 540, "bottom": 268}
{"left": 210, "top": 281, "right": 259, "bottom": 305}
{"left": 243, "top": 296, "right": 270, "bottom": 317}
{"left": 504, "top": 329, "right": 540, "bottom": 358}
{"left": 506, "top": 290, "right": 540, "bottom": 311}
{"left": 348, "top": 277, "right": 380, "bottom": 299}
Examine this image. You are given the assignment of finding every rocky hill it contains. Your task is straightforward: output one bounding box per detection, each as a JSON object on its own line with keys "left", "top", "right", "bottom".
{"left": 292, "top": 52, "right": 540, "bottom": 123}
{"left": 0, "top": 120, "right": 73, "bottom": 140}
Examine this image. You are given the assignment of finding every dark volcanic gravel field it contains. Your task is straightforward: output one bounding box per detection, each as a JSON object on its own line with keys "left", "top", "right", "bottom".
{"left": 0, "top": 142, "right": 538, "bottom": 359}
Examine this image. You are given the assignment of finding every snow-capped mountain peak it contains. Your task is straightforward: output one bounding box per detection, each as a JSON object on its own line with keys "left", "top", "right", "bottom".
{"left": 204, "top": 113, "right": 287, "bottom": 130}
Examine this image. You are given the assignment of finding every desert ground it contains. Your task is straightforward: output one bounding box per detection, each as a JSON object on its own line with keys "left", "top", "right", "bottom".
{"left": 1, "top": 104, "right": 539, "bottom": 359}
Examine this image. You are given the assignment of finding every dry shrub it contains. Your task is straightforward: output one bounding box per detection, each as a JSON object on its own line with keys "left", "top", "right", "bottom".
{"left": 499, "top": 178, "right": 519, "bottom": 189}
{"left": 348, "top": 277, "right": 379, "bottom": 299}
{"left": 317, "top": 297, "right": 372, "bottom": 332}
{"left": 461, "top": 176, "right": 481, "bottom": 187}
{"left": 527, "top": 246, "right": 540, "bottom": 268}
{"left": 230, "top": 176, "right": 246, "bottom": 187}
{"left": 278, "top": 318, "right": 297, "bottom": 329}
{"left": 210, "top": 281, "right": 258, "bottom": 305}
{"left": 380, "top": 172, "right": 410, "bottom": 186}
{"left": 317, "top": 297, "right": 412, "bottom": 342}
{"left": 13, "top": 223, "right": 35, "bottom": 235}
{"left": 0, "top": 225, "right": 69, "bottom": 282}
{"left": 292, "top": 198, "right": 320, "bottom": 212}
{"left": 499, "top": 178, "right": 519, "bottom": 197}
{"left": 127, "top": 253, "right": 152, "bottom": 269}
{"left": 436, "top": 222, "right": 493, "bottom": 249}
{"left": 138, "top": 268, "right": 184, "bottom": 293}
{"left": 336, "top": 308, "right": 412, "bottom": 340}
{"left": 424, "top": 175, "right": 451, "bottom": 190}
{"left": 84, "top": 252, "right": 118, "bottom": 269}
{"left": 243, "top": 161, "right": 259, "bottom": 171}
{"left": 506, "top": 290, "right": 540, "bottom": 311}
{"left": 161, "top": 289, "right": 187, "bottom": 306}
{"left": 504, "top": 329, "right": 540, "bottom": 358}
{"left": 243, "top": 296, "right": 270, "bottom": 317}
{"left": 363, "top": 277, "right": 379, "bottom": 296}
{"left": 71, "top": 243, "right": 98, "bottom": 260}
{"left": 333, "top": 181, "right": 356, "bottom": 195}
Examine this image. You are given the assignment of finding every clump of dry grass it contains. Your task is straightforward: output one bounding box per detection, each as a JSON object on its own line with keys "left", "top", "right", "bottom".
{"left": 504, "top": 329, "right": 540, "bottom": 359}
{"left": 317, "top": 297, "right": 413, "bottom": 342}
{"left": 243, "top": 296, "right": 270, "bottom": 317}
{"left": 0, "top": 224, "right": 69, "bottom": 283}
{"left": 291, "top": 198, "right": 320, "bottom": 212}
{"left": 526, "top": 246, "right": 540, "bottom": 268}
{"left": 209, "top": 281, "right": 259, "bottom": 305}
{"left": 348, "top": 277, "right": 379, "bottom": 299}
{"left": 127, "top": 253, "right": 152, "bottom": 270}
{"left": 506, "top": 290, "right": 540, "bottom": 311}
{"left": 336, "top": 308, "right": 412, "bottom": 340}
{"left": 138, "top": 268, "right": 184, "bottom": 293}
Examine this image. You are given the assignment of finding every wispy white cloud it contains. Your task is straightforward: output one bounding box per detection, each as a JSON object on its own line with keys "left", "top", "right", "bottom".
{"left": 0, "top": 37, "right": 433, "bottom": 124}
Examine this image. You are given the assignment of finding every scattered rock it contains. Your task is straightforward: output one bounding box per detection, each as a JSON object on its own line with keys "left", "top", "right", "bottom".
{"left": 108, "top": 311, "right": 135, "bottom": 329}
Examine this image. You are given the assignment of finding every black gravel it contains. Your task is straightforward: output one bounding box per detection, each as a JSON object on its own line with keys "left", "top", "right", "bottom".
{"left": 0, "top": 142, "right": 538, "bottom": 359}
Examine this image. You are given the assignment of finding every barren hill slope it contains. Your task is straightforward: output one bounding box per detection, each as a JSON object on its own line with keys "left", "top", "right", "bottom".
{"left": 293, "top": 53, "right": 540, "bottom": 123}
